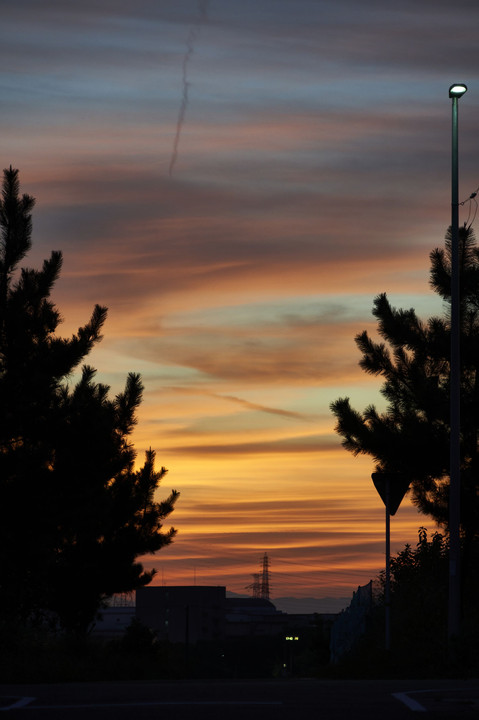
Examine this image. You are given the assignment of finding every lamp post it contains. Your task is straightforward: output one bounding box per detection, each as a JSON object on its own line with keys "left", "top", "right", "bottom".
{"left": 448, "top": 82, "right": 467, "bottom": 640}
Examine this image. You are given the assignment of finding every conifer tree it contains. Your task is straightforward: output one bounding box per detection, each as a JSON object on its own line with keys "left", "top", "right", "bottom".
{"left": 0, "top": 168, "right": 178, "bottom": 633}
{"left": 331, "top": 225, "right": 479, "bottom": 541}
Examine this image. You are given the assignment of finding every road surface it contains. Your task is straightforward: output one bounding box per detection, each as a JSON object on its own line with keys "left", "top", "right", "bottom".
{"left": 1, "top": 678, "right": 479, "bottom": 718}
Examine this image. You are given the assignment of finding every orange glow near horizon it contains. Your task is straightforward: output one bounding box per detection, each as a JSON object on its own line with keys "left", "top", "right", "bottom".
{"left": 133, "top": 445, "right": 434, "bottom": 603}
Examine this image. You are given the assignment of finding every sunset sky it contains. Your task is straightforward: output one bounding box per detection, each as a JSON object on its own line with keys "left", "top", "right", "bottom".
{"left": 2, "top": 0, "right": 479, "bottom": 611}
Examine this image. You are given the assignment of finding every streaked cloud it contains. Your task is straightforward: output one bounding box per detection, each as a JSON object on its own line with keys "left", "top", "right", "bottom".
{"left": 1, "top": 0, "right": 474, "bottom": 601}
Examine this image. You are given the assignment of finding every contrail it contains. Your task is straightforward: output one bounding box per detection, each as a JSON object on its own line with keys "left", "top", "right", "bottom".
{"left": 169, "top": 1, "right": 209, "bottom": 177}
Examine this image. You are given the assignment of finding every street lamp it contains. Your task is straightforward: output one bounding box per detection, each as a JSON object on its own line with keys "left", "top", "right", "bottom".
{"left": 449, "top": 84, "right": 467, "bottom": 99}
{"left": 448, "top": 82, "right": 467, "bottom": 640}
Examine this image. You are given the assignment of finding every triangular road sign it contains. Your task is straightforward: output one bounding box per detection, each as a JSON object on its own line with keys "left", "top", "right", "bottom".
{"left": 371, "top": 472, "right": 410, "bottom": 516}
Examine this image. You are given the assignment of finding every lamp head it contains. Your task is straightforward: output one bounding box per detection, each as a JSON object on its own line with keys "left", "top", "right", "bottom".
{"left": 449, "top": 83, "right": 468, "bottom": 99}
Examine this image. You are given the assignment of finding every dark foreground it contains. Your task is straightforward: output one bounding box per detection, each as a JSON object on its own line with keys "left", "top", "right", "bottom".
{"left": 1, "top": 678, "right": 479, "bottom": 719}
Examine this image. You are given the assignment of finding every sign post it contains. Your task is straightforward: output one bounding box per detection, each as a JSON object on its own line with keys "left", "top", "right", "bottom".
{"left": 371, "top": 472, "right": 410, "bottom": 651}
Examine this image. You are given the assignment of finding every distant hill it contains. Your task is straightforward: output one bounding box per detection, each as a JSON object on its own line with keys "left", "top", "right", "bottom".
{"left": 272, "top": 596, "right": 349, "bottom": 614}
{"left": 226, "top": 591, "right": 349, "bottom": 614}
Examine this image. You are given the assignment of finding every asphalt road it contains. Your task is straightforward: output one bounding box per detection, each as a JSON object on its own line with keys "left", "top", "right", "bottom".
{"left": 1, "top": 678, "right": 479, "bottom": 718}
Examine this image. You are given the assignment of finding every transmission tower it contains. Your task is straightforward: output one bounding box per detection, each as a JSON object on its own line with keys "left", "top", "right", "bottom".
{"left": 260, "top": 552, "right": 270, "bottom": 600}
{"left": 246, "top": 553, "right": 271, "bottom": 599}
{"left": 245, "top": 573, "right": 261, "bottom": 598}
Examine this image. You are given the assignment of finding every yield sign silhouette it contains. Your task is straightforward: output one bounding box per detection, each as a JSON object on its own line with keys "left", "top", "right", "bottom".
{"left": 371, "top": 473, "right": 410, "bottom": 516}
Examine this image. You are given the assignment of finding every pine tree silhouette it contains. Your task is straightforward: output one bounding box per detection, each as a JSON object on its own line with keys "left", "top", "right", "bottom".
{"left": 0, "top": 168, "right": 178, "bottom": 633}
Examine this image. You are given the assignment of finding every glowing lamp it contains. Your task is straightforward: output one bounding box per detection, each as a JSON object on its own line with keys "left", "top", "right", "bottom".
{"left": 449, "top": 83, "right": 467, "bottom": 98}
